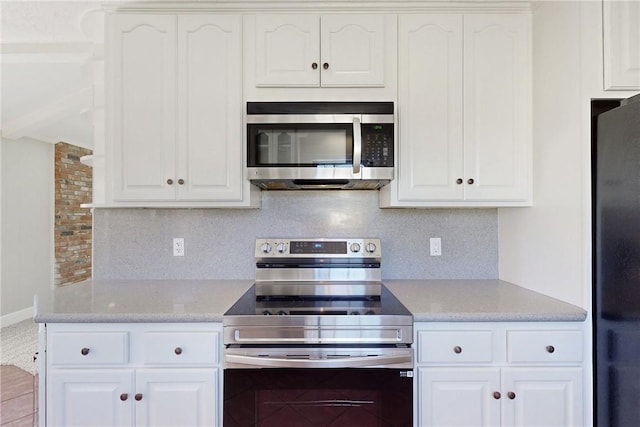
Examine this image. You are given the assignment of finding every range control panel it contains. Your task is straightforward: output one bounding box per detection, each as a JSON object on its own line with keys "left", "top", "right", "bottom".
{"left": 255, "top": 238, "right": 381, "bottom": 258}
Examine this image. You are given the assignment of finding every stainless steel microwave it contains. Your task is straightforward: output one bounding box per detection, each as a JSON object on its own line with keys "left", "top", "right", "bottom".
{"left": 246, "top": 102, "right": 394, "bottom": 190}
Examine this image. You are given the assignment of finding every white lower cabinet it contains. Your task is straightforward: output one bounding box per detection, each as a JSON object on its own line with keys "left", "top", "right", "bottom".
{"left": 415, "top": 323, "right": 584, "bottom": 427}
{"left": 43, "top": 323, "right": 221, "bottom": 427}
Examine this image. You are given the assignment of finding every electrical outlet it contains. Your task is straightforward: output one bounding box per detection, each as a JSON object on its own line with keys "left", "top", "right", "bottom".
{"left": 173, "top": 238, "right": 185, "bottom": 257}
{"left": 430, "top": 237, "right": 442, "bottom": 256}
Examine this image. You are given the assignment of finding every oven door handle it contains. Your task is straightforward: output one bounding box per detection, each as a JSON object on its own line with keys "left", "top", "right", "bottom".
{"left": 225, "top": 353, "right": 411, "bottom": 369}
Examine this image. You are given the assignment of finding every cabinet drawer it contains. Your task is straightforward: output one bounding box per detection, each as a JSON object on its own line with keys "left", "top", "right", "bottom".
{"left": 417, "top": 330, "right": 493, "bottom": 363}
{"left": 507, "top": 330, "right": 583, "bottom": 363}
{"left": 49, "top": 332, "right": 129, "bottom": 366}
{"left": 140, "top": 331, "right": 218, "bottom": 365}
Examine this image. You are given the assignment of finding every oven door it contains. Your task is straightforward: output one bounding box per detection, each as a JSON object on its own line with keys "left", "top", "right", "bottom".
{"left": 223, "top": 346, "right": 413, "bottom": 426}
{"left": 224, "top": 368, "right": 412, "bottom": 427}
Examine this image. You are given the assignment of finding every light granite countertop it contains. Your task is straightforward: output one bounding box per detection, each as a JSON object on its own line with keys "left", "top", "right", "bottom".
{"left": 34, "top": 279, "right": 586, "bottom": 323}
{"left": 384, "top": 280, "right": 586, "bottom": 322}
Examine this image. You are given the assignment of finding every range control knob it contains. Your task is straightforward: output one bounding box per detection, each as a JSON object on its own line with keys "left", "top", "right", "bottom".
{"left": 276, "top": 242, "right": 287, "bottom": 254}
{"left": 350, "top": 311, "right": 360, "bottom": 315}
{"left": 262, "top": 310, "right": 272, "bottom": 316}
{"left": 260, "top": 243, "right": 272, "bottom": 254}
{"left": 365, "top": 310, "right": 376, "bottom": 315}
{"left": 365, "top": 243, "right": 377, "bottom": 253}
{"left": 350, "top": 243, "right": 361, "bottom": 253}
{"left": 277, "top": 310, "right": 287, "bottom": 316}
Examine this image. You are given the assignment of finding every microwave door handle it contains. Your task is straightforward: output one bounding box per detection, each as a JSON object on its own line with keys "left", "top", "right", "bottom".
{"left": 352, "top": 116, "right": 362, "bottom": 174}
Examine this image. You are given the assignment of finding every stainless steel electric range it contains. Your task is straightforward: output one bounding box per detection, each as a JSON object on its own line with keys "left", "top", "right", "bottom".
{"left": 223, "top": 238, "right": 413, "bottom": 427}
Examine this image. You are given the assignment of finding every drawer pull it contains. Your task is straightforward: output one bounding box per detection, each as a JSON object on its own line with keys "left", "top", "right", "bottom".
{"left": 546, "top": 345, "right": 555, "bottom": 353}
{"left": 135, "top": 393, "right": 143, "bottom": 401}
{"left": 453, "top": 346, "right": 462, "bottom": 354}
{"left": 120, "top": 393, "right": 128, "bottom": 401}
{"left": 493, "top": 391, "right": 501, "bottom": 400}
{"left": 80, "top": 347, "right": 90, "bottom": 356}
{"left": 507, "top": 391, "right": 516, "bottom": 400}
{"left": 174, "top": 347, "right": 183, "bottom": 355}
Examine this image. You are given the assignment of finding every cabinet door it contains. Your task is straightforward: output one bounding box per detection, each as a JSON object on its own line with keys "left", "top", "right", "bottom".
{"left": 177, "top": 16, "right": 243, "bottom": 201}
{"left": 255, "top": 15, "right": 320, "bottom": 87}
{"left": 417, "top": 367, "right": 501, "bottom": 427}
{"left": 463, "top": 14, "right": 531, "bottom": 202}
{"left": 397, "top": 15, "right": 464, "bottom": 201}
{"left": 135, "top": 368, "right": 218, "bottom": 427}
{"left": 110, "top": 14, "right": 177, "bottom": 201}
{"left": 603, "top": 0, "right": 640, "bottom": 90}
{"left": 320, "top": 14, "right": 386, "bottom": 87}
{"left": 48, "top": 369, "right": 134, "bottom": 427}
{"left": 501, "top": 367, "right": 583, "bottom": 427}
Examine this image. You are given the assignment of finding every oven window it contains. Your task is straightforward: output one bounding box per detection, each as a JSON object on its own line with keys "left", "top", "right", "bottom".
{"left": 224, "top": 368, "right": 412, "bottom": 426}
{"left": 247, "top": 124, "right": 353, "bottom": 167}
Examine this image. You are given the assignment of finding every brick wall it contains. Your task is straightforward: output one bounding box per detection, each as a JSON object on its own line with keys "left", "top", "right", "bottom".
{"left": 54, "top": 142, "right": 93, "bottom": 286}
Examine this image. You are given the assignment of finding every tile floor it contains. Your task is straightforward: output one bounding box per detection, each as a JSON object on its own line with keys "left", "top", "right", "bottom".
{"left": 0, "top": 365, "right": 37, "bottom": 426}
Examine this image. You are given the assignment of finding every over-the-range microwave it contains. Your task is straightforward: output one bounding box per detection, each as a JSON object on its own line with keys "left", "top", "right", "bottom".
{"left": 246, "top": 101, "right": 394, "bottom": 190}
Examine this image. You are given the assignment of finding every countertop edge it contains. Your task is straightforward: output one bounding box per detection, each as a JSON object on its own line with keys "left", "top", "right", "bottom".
{"left": 33, "top": 314, "right": 225, "bottom": 323}
{"left": 412, "top": 313, "right": 587, "bottom": 323}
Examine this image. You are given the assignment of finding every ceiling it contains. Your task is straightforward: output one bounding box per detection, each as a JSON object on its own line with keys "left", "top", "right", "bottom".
{"left": 1, "top": 1, "right": 105, "bottom": 149}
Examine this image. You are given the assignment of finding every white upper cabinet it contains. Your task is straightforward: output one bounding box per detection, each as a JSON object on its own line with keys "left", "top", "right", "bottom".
{"left": 176, "top": 15, "right": 244, "bottom": 202}
{"left": 254, "top": 14, "right": 386, "bottom": 87}
{"left": 109, "top": 15, "right": 177, "bottom": 202}
{"left": 320, "top": 15, "right": 386, "bottom": 87}
{"left": 255, "top": 15, "right": 320, "bottom": 87}
{"left": 381, "top": 13, "right": 531, "bottom": 207}
{"left": 395, "top": 15, "right": 464, "bottom": 202}
{"left": 603, "top": 0, "right": 640, "bottom": 90}
{"left": 463, "top": 14, "right": 531, "bottom": 202}
{"left": 107, "top": 14, "right": 256, "bottom": 206}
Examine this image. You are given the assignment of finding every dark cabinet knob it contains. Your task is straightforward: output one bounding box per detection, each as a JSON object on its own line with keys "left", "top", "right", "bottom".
{"left": 467, "top": 178, "right": 475, "bottom": 185}
{"left": 323, "top": 63, "right": 329, "bottom": 70}
{"left": 120, "top": 393, "right": 128, "bottom": 401}
{"left": 135, "top": 393, "right": 143, "bottom": 401}
{"left": 178, "top": 179, "right": 185, "bottom": 185}
{"left": 493, "top": 391, "right": 501, "bottom": 400}
{"left": 546, "top": 345, "right": 555, "bottom": 353}
{"left": 167, "top": 179, "right": 174, "bottom": 185}
{"left": 312, "top": 62, "right": 318, "bottom": 70}
{"left": 174, "top": 347, "right": 183, "bottom": 355}
{"left": 453, "top": 346, "right": 462, "bottom": 354}
{"left": 507, "top": 391, "right": 516, "bottom": 400}
{"left": 81, "top": 347, "right": 90, "bottom": 356}
{"left": 456, "top": 178, "right": 463, "bottom": 185}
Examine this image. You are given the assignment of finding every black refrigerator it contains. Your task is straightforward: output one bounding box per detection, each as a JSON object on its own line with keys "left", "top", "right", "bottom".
{"left": 594, "top": 93, "right": 640, "bottom": 427}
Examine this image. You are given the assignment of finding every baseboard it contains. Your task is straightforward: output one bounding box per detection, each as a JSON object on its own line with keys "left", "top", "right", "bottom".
{"left": 0, "top": 306, "right": 34, "bottom": 328}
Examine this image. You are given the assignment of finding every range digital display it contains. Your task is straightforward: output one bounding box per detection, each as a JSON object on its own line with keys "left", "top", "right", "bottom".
{"left": 290, "top": 241, "right": 347, "bottom": 254}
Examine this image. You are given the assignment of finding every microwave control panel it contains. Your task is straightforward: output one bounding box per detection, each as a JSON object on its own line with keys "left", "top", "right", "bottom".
{"left": 361, "top": 124, "right": 394, "bottom": 167}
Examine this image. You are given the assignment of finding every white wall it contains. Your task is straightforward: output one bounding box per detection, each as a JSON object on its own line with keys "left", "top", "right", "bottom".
{"left": 0, "top": 137, "right": 54, "bottom": 326}
{"left": 499, "top": 0, "right": 639, "bottom": 307}
{"left": 498, "top": 1, "right": 585, "bottom": 307}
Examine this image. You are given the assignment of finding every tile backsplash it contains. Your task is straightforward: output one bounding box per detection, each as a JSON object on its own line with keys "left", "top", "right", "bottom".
{"left": 93, "top": 191, "right": 498, "bottom": 280}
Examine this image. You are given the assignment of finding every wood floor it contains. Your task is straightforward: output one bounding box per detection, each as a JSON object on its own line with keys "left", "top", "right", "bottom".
{"left": 0, "top": 365, "right": 37, "bottom": 426}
